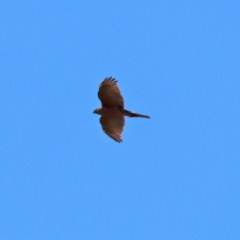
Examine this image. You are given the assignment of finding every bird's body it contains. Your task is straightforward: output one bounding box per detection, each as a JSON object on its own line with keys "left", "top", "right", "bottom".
{"left": 93, "top": 106, "right": 120, "bottom": 116}
{"left": 94, "top": 106, "right": 150, "bottom": 118}
{"left": 93, "top": 77, "right": 150, "bottom": 142}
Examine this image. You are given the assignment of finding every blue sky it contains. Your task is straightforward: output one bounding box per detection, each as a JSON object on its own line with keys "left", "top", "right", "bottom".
{"left": 1, "top": 1, "right": 240, "bottom": 239}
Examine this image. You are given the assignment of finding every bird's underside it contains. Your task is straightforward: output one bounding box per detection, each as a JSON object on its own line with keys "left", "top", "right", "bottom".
{"left": 93, "top": 77, "right": 150, "bottom": 142}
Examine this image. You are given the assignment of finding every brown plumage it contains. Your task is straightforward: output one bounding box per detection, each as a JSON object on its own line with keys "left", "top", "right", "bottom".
{"left": 93, "top": 77, "right": 150, "bottom": 142}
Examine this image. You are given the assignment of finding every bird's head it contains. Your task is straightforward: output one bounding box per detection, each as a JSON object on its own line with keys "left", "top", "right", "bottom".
{"left": 93, "top": 107, "right": 102, "bottom": 115}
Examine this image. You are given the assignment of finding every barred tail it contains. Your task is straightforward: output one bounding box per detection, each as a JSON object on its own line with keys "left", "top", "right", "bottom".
{"left": 124, "top": 109, "right": 150, "bottom": 118}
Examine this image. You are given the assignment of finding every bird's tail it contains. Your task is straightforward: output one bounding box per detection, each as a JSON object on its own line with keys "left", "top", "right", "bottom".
{"left": 124, "top": 109, "right": 150, "bottom": 118}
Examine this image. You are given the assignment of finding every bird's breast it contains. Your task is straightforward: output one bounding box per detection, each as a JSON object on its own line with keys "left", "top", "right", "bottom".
{"left": 101, "top": 107, "right": 123, "bottom": 117}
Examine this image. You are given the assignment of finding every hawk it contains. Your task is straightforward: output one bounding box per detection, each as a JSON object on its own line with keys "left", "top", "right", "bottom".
{"left": 93, "top": 77, "right": 150, "bottom": 142}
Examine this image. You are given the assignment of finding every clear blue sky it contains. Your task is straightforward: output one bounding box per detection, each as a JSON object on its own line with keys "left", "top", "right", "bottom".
{"left": 1, "top": 1, "right": 240, "bottom": 239}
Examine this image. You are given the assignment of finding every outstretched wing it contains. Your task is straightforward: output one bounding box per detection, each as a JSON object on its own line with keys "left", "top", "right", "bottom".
{"left": 98, "top": 77, "right": 124, "bottom": 108}
{"left": 100, "top": 115, "right": 125, "bottom": 143}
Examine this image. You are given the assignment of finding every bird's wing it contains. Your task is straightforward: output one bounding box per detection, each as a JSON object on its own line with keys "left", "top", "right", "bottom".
{"left": 100, "top": 115, "right": 125, "bottom": 142}
{"left": 98, "top": 77, "right": 124, "bottom": 108}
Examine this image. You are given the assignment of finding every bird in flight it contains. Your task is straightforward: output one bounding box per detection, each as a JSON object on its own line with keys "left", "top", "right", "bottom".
{"left": 93, "top": 77, "right": 150, "bottom": 142}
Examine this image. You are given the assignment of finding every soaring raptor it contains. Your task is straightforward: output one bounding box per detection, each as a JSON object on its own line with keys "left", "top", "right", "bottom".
{"left": 93, "top": 77, "right": 150, "bottom": 142}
